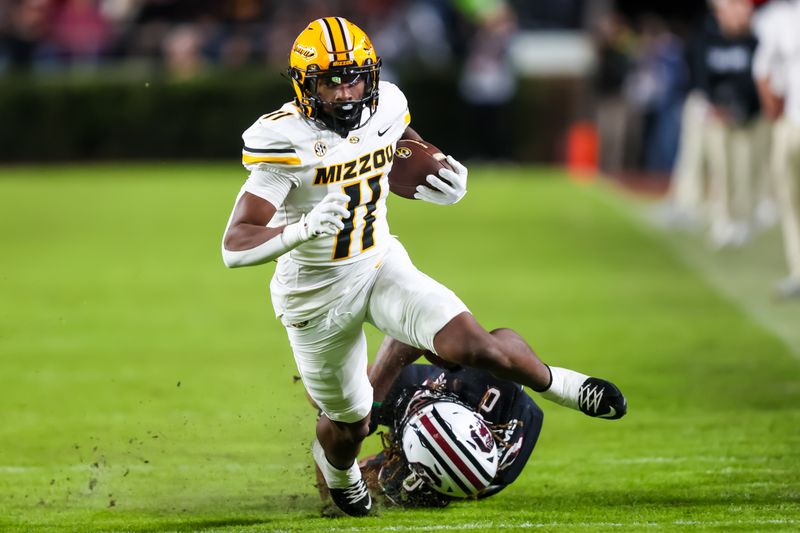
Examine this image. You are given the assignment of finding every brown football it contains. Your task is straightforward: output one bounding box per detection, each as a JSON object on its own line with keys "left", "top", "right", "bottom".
{"left": 388, "top": 139, "right": 453, "bottom": 199}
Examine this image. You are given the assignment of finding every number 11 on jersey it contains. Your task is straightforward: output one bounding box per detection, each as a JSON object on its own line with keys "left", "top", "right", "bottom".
{"left": 332, "top": 174, "right": 383, "bottom": 260}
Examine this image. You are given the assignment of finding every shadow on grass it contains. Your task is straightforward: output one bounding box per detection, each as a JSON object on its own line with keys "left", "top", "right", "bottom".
{"left": 148, "top": 517, "right": 270, "bottom": 531}
{"left": 56, "top": 494, "right": 326, "bottom": 532}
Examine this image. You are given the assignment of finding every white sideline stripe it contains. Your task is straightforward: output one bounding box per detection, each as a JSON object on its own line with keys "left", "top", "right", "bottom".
{"left": 326, "top": 519, "right": 798, "bottom": 531}
{"left": 655, "top": 234, "right": 800, "bottom": 359}
{"left": 594, "top": 184, "right": 800, "bottom": 359}
{"left": 660, "top": 231, "right": 800, "bottom": 359}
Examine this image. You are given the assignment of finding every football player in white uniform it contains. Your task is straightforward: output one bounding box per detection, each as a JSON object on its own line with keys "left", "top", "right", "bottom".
{"left": 753, "top": 0, "right": 800, "bottom": 298}
{"left": 222, "top": 17, "right": 628, "bottom": 517}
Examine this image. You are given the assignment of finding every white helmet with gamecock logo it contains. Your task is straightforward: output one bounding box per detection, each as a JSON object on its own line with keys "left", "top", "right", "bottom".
{"left": 401, "top": 400, "right": 498, "bottom": 498}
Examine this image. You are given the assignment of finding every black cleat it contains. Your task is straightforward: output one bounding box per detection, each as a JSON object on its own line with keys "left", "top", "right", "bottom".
{"left": 578, "top": 377, "right": 627, "bottom": 419}
{"left": 328, "top": 478, "right": 372, "bottom": 517}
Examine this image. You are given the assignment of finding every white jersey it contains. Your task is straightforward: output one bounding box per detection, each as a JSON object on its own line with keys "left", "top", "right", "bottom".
{"left": 240, "top": 81, "right": 411, "bottom": 265}
{"left": 753, "top": 0, "right": 800, "bottom": 124}
{"left": 238, "top": 81, "right": 411, "bottom": 319}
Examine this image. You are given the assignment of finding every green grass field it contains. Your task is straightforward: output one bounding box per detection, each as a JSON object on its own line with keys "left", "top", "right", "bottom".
{"left": 1, "top": 164, "right": 798, "bottom": 532}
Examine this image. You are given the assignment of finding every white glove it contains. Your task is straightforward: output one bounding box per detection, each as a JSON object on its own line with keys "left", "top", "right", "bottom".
{"left": 303, "top": 192, "right": 351, "bottom": 238}
{"left": 222, "top": 192, "right": 350, "bottom": 268}
{"left": 414, "top": 155, "right": 468, "bottom": 205}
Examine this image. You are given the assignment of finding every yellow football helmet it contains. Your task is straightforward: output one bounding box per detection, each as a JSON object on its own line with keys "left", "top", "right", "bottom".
{"left": 288, "top": 17, "right": 381, "bottom": 136}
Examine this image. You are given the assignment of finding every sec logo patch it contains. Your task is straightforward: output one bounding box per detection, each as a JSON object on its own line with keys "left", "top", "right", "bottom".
{"left": 314, "top": 141, "right": 327, "bottom": 157}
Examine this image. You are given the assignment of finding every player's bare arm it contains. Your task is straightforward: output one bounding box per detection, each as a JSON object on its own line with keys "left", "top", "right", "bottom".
{"left": 369, "top": 336, "right": 463, "bottom": 404}
{"left": 222, "top": 191, "right": 351, "bottom": 268}
{"left": 223, "top": 193, "right": 281, "bottom": 251}
{"left": 369, "top": 337, "right": 425, "bottom": 404}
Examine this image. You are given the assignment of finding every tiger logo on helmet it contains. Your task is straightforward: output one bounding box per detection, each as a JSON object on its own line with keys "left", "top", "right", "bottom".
{"left": 288, "top": 17, "right": 381, "bottom": 136}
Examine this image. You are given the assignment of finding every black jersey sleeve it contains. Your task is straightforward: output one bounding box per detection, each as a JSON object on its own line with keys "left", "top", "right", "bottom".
{"left": 373, "top": 364, "right": 447, "bottom": 428}
{"left": 698, "top": 19, "right": 761, "bottom": 123}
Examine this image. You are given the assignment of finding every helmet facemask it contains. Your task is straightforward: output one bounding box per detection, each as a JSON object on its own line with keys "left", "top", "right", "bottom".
{"left": 289, "top": 59, "right": 381, "bottom": 137}
{"left": 288, "top": 18, "right": 381, "bottom": 137}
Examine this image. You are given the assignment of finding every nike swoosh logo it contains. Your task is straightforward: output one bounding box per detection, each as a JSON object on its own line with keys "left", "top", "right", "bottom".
{"left": 598, "top": 406, "right": 616, "bottom": 418}
{"left": 377, "top": 125, "right": 391, "bottom": 136}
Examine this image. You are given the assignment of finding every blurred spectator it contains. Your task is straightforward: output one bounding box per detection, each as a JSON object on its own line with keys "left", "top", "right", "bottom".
{"left": 0, "top": 0, "right": 53, "bottom": 71}
{"left": 749, "top": 0, "right": 780, "bottom": 232}
{"left": 625, "top": 14, "right": 686, "bottom": 173}
{"left": 661, "top": 14, "right": 715, "bottom": 228}
{"left": 663, "top": 1, "right": 777, "bottom": 235}
{"left": 0, "top": 0, "right": 579, "bottom": 81}
{"left": 368, "top": 0, "right": 453, "bottom": 81}
{"left": 1, "top": 0, "right": 732, "bottom": 175}
{"left": 753, "top": 0, "right": 800, "bottom": 298}
{"left": 592, "top": 11, "right": 636, "bottom": 174}
{"left": 50, "top": 0, "right": 112, "bottom": 65}
{"left": 162, "top": 23, "right": 206, "bottom": 80}
{"left": 700, "top": 0, "right": 760, "bottom": 248}
{"left": 456, "top": 0, "right": 518, "bottom": 160}
{"left": 511, "top": 0, "right": 585, "bottom": 29}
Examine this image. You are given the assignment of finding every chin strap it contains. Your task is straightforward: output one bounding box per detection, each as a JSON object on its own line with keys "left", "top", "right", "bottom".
{"left": 319, "top": 104, "right": 364, "bottom": 137}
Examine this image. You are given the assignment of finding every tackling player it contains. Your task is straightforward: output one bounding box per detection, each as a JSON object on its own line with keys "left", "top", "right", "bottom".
{"left": 313, "top": 359, "right": 543, "bottom": 509}
{"left": 365, "top": 362, "right": 543, "bottom": 508}
{"left": 222, "top": 17, "right": 627, "bottom": 517}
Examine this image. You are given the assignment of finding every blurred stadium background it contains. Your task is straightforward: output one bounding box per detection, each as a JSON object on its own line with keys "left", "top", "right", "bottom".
{"left": 2, "top": 1, "right": 800, "bottom": 531}
{"left": 0, "top": 0, "right": 706, "bottom": 166}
